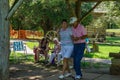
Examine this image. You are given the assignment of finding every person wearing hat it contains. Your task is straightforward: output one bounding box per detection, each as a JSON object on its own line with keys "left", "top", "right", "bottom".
{"left": 46, "top": 38, "right": 62, "bottom": 65}
{"left": 58, "top": 19, "right": 74, "bottom": 79}
{"left": 70, "top": 17, "right": 87, "bottom": 79}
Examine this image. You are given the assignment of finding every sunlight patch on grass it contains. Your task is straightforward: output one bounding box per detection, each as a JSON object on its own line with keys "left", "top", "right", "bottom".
{"left": 9, "top": 52, "right": 34, "bottom": 64}
{"left": 26, "top": 41, "right": 38, "bottom": 49}
{"left": 26, "top": 41, "right": 120, "bottom": 59}
{"left": 106, "top": 36, "right": 120, "bottom": 43}
{"left": 84, "top": 44, "right": 120, "bottom": 59}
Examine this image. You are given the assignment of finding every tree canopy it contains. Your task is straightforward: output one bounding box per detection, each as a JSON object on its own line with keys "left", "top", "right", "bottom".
{"left": 91, "top": 1, "right": 120, "bottom": 29}
{"left": 10, "top": 0, "right": 94, "bottom": 34}
{"left": 9, "top": 0, "right": 120, "bottom": 34}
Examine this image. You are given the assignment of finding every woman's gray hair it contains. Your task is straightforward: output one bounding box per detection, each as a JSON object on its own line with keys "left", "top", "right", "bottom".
{"left": 53, "top": 38, "right": 58, "bottom": 42}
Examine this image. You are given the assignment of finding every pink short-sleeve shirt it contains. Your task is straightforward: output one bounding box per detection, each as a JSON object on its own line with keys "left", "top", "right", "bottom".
{"left": 72, "top": 24, "right": 87, "bottom": 44}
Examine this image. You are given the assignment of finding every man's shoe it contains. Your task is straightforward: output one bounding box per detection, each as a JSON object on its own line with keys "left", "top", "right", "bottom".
{"left": 64, "top": 73, "right": 72, "bottom": 77}
{"left": 58, "top": 75, "right": 64, "bottom": 79}
{"left": 75, "top": 75, "right": 81, "bottom": 80}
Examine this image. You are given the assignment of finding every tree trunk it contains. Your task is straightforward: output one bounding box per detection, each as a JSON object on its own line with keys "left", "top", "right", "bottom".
{"left": 75, "top": 0, "right": 81, "bottom": 19}
{"left": 0, "top": 0, "right": 10, "bottom": 80}
{"left": 65, "top": 0, "right": 76, "bottom": 17}
{"left": 41, "top": 17, "right": 53, "bottom": 36}
{"left": 65, "top": 0, "right": 82, "bottom": 18}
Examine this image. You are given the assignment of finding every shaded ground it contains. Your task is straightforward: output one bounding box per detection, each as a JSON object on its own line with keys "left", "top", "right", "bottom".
{"left": 9, "top": 61, "right": 112, "bottom": 80}
{"left": 9, "top": 61, "right": 120, "bottom": 80}
{"left": 9, "top": 62, "right": 60, "bottom": 80}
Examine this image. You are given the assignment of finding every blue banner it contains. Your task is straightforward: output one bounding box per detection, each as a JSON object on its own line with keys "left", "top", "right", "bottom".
{"left": 13, "top": 41, "right": 24, "bottom": 51}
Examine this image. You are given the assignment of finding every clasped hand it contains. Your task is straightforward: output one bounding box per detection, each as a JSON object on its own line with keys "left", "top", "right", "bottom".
{"left": 73, "top": 37, "right": 80, "bottom": 41}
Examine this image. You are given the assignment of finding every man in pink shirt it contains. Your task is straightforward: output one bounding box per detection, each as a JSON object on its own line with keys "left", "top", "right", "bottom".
{"left": 70, "top": 17, "right": 87, "bottom": 79}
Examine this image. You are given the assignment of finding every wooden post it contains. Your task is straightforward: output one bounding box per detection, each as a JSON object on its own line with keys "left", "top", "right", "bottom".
{"left": 0, "top": 0, "right": 10, "bottom": 80}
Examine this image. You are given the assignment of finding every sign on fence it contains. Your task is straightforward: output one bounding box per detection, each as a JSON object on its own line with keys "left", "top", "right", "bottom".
{"left": 12, "top": 41, "right": 27, "bottom": 60}
{"left": 13, "top": 41, "right": 24, "bottom": 51}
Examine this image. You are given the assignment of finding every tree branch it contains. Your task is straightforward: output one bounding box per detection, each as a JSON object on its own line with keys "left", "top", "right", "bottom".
{"left": 6, "top": 0, "right": 23, "bottom": 20}
{"left": 9, "top": 0, "right": 19, "bottom": 11}
{"left": 80, "top": 1, "right": 102, "bottom": 22}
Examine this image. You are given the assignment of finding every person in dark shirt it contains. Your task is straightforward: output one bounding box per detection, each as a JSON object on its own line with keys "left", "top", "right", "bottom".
{"left": 34, "top": 37, "right": 49, "bottom": 62}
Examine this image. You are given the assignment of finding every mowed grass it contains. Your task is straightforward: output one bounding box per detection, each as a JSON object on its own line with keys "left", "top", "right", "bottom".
{"left": 26, "top": 41, "right": 39, "bottom": 49}
{"left": 12, "top": 35, "right": 120, "bottom": 61}
{"left": 106, "top": 36, "right": 120, "bottom": 43}
{"left": 9, "top": 52, "right": 34, "bottom": 64}
{"left": 9, "top": 41, "right": 55, "bottom": 63}
{"left": 106, "top": 29, "right": 120, "bottom": 36}
{"left": 26, "top": 41, "right": 55, "bottom": 50}
{"left": 106, "top": 29, "right": 120, "bottom": 34}
{"left": 84, "top": 44, "right": 120, "bottom": 59}
{"left": 26, "top": 41, "right": 120, "bottom": 59}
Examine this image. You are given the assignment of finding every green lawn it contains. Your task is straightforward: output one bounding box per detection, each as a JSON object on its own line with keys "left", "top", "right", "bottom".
{"left": 9, "top": 40, "right": 120, "bottom": 69}
{"left": 26, "top": 41, "right": 54, "bottom": 49}
{"left": 26, "top": 41, "right": 39, "bottom": 49}
{"left": 106, "top": 36, "right": 120, "bottom": 43}
{"left": 106, "top": 29, "right": 120, "bottom": 43}
{"left": 84, "top": 44, "right": 120, "bottom": 59}
{"left": 106, "top": 29, "right": 120, "bottom": 34}
{"left": 26, "top": 41, "right": 120, "bottom": 59}
{"left": 9, "top": 52, "right": 34, "bottom": 64}
{"left": 16, "top": 35, "right": 120, "bottom": 60}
